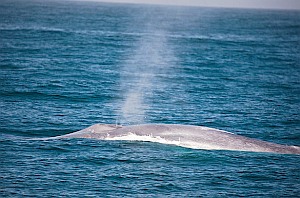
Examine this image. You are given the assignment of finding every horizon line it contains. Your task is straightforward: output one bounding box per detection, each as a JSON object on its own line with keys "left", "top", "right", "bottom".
{"left": 68, "top": 0, "right": 300, "bottom": 11}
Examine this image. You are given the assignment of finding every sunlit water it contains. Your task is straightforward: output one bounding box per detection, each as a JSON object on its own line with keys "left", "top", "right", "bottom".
{"left": 1, "top": 0, "right": 300, "bottom": 197}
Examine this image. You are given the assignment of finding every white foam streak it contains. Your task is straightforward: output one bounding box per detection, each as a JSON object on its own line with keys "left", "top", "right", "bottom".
{"left": 105, "top": 132, "right": 181, "bottom": 146}
{"left": 104, "top": 133, "right": 226, "bottom": 151}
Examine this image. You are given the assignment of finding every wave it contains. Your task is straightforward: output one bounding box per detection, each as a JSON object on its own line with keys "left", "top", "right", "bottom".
{"left": 0, "top": 25, "right": 261, "bottom": 43}
{"left": 0, "top": 25, "right": 67, "bottom": 33}
{"left": 1, "top": 89, "right": 101, "bottom": 103}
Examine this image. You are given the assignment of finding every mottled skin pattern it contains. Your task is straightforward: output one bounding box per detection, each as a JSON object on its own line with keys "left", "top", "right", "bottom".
{"left": 48, "top": 124, "right": 300, "bottom": 154}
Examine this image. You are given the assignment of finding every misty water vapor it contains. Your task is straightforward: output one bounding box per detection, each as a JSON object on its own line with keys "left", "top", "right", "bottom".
{"left": 118, "top": 27, "right": 176, "bottom": 125}
{"left": 119, "top": 32, "right": 164, "bottom": 125}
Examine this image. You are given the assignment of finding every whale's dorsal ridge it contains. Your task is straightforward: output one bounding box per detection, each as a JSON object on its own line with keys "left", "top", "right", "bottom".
{"left": 80, "top": 123, "right": 123, "bottom": 134}
{"left": 53, "top": 123, "right": 123, "bottom": 139}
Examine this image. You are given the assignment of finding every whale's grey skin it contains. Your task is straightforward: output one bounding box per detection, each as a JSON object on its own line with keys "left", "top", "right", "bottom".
{"left": 46, "top": 124, "right": 300, "bottom": 154}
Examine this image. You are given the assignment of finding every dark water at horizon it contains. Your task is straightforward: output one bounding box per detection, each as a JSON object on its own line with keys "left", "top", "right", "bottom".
{"left": 1, "top": 0, "right": 300, "bottom": 197}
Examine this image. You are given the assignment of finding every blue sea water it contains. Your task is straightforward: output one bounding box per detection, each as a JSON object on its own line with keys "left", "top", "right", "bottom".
{"left": 1, "top": 0, "right": 300, "bottom": 197}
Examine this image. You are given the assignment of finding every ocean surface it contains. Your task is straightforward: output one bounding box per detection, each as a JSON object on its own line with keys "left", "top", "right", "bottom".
{"left": 1, "top": 0, "right": 300, "bottom": 197}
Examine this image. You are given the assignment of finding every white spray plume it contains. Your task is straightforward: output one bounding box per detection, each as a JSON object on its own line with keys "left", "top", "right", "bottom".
{"left": 118, "top": 29, "right": 175, "bottom": 125}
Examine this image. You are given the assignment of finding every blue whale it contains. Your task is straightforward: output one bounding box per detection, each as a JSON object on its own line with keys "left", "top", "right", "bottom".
{"left": 46, "top": 124, "right": 300, "bottom": 154}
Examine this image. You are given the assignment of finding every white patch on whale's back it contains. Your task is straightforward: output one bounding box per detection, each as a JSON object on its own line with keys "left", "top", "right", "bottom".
{"left": 105, "top": 132, "right": 180, "bottom": 145}
{"left": 104, "top": 132, "right": 231, "bottom": 151}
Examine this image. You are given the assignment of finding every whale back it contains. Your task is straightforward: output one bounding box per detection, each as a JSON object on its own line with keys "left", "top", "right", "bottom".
{"left": 44, "top": 123, "right": 300, "bottom": 154}
{"left": 53, "top": 124, "right": 121, "bottom": 139}
{"left": 106, "top": 124, "right": 300, "bottom": 154}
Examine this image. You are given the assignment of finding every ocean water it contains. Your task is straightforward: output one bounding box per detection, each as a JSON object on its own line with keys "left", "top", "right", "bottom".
{"left": 1, "top": 0, "right": 300, "bottom": 197}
